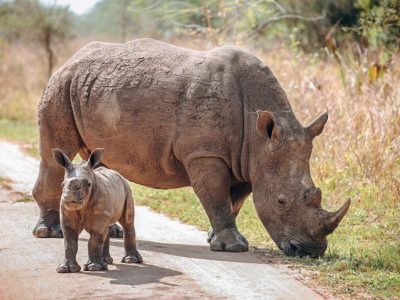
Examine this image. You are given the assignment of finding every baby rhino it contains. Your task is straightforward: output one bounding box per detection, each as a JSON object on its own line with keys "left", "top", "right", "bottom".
{"left": 53, "top": 148, "right": 143, "bottom": 273}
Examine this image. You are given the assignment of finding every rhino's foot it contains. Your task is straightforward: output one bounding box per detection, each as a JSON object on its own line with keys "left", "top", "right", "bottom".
{"left": 210, "top": 228, "right": 249, "bottom": 252}
{"left": 103, "top": 255, "right": 113, "bottom": 264}
{"left": 122, "top": 251, "right": 143, "bottom": 264}
{"left": 56, "top": 260, "right": 81, "bottom": 273}
{"left": 83, "top": 260, "right": 108, "bottom": 271}
{"left": 33, "top": 210, "right": 63, "bottom": 238}
{"left": 109, "top": 223, "right": 123, "bottom": 238}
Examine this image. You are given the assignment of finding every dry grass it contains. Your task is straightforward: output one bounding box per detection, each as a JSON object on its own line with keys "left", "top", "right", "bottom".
{"left": 0, "top": 38, "right": 93, "bottom": 120}
{"left": 0, "top": 38, "right": 398, "bottom": 298}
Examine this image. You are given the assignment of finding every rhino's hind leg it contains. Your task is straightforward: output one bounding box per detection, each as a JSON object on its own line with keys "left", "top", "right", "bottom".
{"left": 108, "top": 223, "right": 124, "bottom": 238}
{"left": 32, "top": 71, "right": 82, "bottom": 238}
{"left": 85, "top": 227, "right": 109, "bottom": 271}
{"left": 32, "top": 135, "right": 81, "bottom": 238}
{"left": 187, "top": 158, "right": 249, "bottom": 252}
{"left": 120, "top": 191, "right": 143, "bottom": 264}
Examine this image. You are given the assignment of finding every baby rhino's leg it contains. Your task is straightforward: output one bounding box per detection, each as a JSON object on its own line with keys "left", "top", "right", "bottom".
{"left": 84, "top": 227, "right": 108, "bottom": 271}
{"left": 120, "top": 191, "right": 142, "bottom": 263}
{"left": 56, "top": 221, "right": 81, "bottom": 273}
{"left": 102, "top": 233, "right": 113, "bottom": 264}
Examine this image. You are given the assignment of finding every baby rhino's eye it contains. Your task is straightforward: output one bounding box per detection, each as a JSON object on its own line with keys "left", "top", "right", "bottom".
{"left": 81, "top": 179, "right": 90, "bottom": 188}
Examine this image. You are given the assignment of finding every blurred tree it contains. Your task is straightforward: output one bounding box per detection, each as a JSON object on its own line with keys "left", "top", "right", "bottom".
{"left": 0, "top": 0, "right": 73, "bottom": 78}
{"left": 79, "top": 0, "right": 166, "bottom": 41}
{"left": 157, "top": 0, "right": 324, "bottom": 45}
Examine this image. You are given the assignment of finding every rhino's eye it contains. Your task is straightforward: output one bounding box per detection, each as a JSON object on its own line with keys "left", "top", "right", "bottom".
{"left": 303, "top": 188, "right": 310, "bottom": 201}
{"left": 277, "top": 194, "right": 292, "bottom": 211}
{"left": 277, "top": 194, "right": 287, "bottom": 206}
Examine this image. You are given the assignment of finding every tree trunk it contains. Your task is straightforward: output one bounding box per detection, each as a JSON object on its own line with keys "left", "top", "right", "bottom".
{"left": 43, "top": 28, "right": 54, "bottom": 79}
{"left": 120, "top": 0, "right": 129, "bottom": 42}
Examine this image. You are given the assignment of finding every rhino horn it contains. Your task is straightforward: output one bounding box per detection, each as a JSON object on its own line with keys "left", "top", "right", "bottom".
{"left": 321, "top": 199, "right": 351, "bottom": 235}
{"left": 305, "top": 110, "right": 328, "bottom": 138}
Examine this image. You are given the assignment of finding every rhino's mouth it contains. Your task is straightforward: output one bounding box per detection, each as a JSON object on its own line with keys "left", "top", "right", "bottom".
{"left": 280, "top": 238, "right": 327, "bottom": 258}
{"left": 62, "top": 190, "right": 85, "bottom": 211}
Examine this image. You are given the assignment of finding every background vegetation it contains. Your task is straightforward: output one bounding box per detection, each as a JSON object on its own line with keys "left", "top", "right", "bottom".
{"left": 0, "top": 0, "right": 399, "bottom": 298}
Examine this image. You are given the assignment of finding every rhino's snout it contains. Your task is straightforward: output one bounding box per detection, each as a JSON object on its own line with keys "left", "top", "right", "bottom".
{"left": 62, "top": 179, "right": 85, "bottom": 205}
{"left": 281, "top": 239, "right": 327, "bottom": 258}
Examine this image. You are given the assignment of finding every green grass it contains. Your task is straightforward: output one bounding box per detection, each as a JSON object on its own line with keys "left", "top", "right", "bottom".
{"left": 15, "top": 193, "right": 34, "bottom": 202}
{"left": 0, "top": 119, "right": 39, "bottom": 157}
{"left": 0, "top": 176, "right": 12, "bottom": 189}
{"left": 0, "top": 118, "right": 398, "bottom": 299}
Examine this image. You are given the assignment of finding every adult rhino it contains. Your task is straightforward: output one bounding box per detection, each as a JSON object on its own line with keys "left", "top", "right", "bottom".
{"left": 32, "top": 38, "right": 350, "bottom": 257}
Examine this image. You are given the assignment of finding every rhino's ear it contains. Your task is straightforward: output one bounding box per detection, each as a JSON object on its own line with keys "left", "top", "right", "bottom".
{"left": 256, "top": 110, "right": 281, "bottom": 141}
{"left": 88, "top": 148, "right": 104, "bottom": 169}
{"left": 305, "top": 111, "right": 328, "bottom": 139}
{"left": 52, "top": 149, "right": 72, "bottom": 170}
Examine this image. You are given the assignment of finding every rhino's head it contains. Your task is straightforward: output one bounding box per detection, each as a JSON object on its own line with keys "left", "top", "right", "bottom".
{"left": 53, "top": 148, "right": 104, "bottom": 211}
{"left": 249, "top": 110, "right": 350, "bottom": 258}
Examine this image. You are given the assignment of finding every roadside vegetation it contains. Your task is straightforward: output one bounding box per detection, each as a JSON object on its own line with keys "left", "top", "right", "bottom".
{"left": 0, "top": 0, "right": 399, "bottom": 298}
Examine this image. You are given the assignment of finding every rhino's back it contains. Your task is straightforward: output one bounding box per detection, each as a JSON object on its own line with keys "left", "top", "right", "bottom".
{"left": 65, "top": 39, "right": 250, "bottom": 188}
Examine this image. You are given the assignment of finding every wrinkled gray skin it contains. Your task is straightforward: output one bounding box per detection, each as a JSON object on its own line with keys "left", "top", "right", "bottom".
{"left": 54, "top": 148, "right": 142, "bottom": 273}
{"left": 32, "top": 38, "right": 350, "bottom": 257}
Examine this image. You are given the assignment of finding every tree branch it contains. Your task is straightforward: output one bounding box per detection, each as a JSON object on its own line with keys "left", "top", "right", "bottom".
{"left": 242, "top": 12, "right": 325, "bottom": 40}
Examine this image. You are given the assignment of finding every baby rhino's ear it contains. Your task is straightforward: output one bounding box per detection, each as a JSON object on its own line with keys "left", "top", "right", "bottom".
{"left": 88, "top": 148, "right": 104, "bottom": 169}
{"left": 52, "top": 149, "right": 73, "bottom": 170}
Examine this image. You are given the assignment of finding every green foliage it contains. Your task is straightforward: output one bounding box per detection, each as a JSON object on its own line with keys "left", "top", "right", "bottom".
{"left": 357, "top": 0, "right": 400, "bottom": 51}
{"left": 279, "top": 0, "right": 360, "bottom": 50}
{"left": 78, "top": 0, "right": 167, "bottom": 41}
{"left": 154, "top": 0, "right": 324, "bottom": 45}
{"left": 2, "top": 0, "right": 399, "bottom": 53}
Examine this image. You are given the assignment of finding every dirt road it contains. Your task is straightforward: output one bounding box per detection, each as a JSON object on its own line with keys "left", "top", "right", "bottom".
{"left": 0, "top": 141, "right": 322, "bottom": 299}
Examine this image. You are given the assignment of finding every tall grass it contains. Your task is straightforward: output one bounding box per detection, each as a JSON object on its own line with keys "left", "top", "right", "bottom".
{"left": 0, "top": 39, "right": 398, "bottom": 298}
{"left": 0, "top": 38, "right": 93, "bottom": 120}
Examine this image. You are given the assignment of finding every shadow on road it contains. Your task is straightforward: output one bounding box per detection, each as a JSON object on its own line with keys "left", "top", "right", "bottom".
{"left": 90, "top": 237, "right": 267, "bottom": 264}
{"left": 83, "top": 262, "right": 182, "bottom": 286}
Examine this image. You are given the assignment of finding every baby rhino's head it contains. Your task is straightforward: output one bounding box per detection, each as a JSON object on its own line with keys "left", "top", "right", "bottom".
{"left": 53, "top": 148, "right": 104, "bottom": 211}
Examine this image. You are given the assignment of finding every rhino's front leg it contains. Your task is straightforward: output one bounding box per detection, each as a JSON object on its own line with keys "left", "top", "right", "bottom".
{"left": 56, "top": 224, "right": 80, "bottom": 273}
{"left": 84, "top": 230, "right": 108, "bottom": 271}
{"left": 187, "top": 158, "right": 248, "bottom": 252}
{"left": 207, "top": 183, "right": 252, "bottom": 243}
